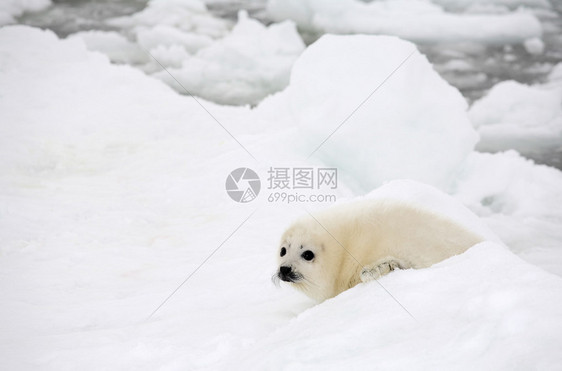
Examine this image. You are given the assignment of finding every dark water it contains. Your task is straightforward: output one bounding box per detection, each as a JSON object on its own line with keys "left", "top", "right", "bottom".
{"left": 17, "top": 0, "right": 562, "bottom": 169}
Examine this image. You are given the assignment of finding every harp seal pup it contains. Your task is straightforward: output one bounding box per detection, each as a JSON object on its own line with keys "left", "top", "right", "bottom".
{"left": 276, "top": 199, "right": 483, "bottom": 302}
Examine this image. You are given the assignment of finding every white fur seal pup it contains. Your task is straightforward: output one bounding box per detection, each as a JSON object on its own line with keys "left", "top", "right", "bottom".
{"left": 276, "top": 199, "right": 483, "bottom": 302}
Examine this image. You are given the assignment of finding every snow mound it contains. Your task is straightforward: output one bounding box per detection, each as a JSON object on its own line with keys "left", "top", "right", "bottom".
{"left": 228, "top": 242, "right": 562, "bottom": 369}
{"left": 68, "top": 30, "right": 149, "bottom": 65}
{"left": 103, "top": 0, "right": 305, "bottom": 106}
{"left": 154, "top": 11, "right": 305, "bottom": 106}
{"left": 107, "top": 0, "right": 230, "bottom": 39}
{"left": 267, "top": 0, "right": 542, "bottom": 45}
{"left": 265, "top": 34, "right": 477, "bottom": 191}
{"left": 0, "top": 25, "right": 245, "bottom": 182}
{"left": 0, "top": 25, "right": 259, "bottom": 368}
{"left": 106, "top": 0, "right": 230, "bottom": 73}
{"left": 523, "top": 37, "right": 545, "bottom": 55}
{"left": 454, "top": 151, "right": 562, "bottom": 276}
{"left": 0, "top": 0, "right": 51, "bottom": 26}
{"left": 469, "top": 80, "right": 562, "bottom": 158}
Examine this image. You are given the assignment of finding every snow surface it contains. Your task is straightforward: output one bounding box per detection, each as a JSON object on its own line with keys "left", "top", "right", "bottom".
{"left": 2, "top": 25, "right": 562, "bottom": 370}
{"left": 267, "top": 0, "right": 542, "bottom": 45}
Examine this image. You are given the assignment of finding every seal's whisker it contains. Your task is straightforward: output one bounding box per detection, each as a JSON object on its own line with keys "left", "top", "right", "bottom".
{"left": 303, "top": 276, "right": 320, "bottom": 288}
{"left": 271, "top": 273, "right": 281, "bottom": 287}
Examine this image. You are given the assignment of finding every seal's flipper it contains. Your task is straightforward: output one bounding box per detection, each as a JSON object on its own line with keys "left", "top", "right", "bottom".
{"left": 360, "top": 258, "right": 409, "bottom": 282}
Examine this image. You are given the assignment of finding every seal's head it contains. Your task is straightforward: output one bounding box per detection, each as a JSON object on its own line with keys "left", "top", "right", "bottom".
{"left": 275, "top": 221, "right": 333, "bottom": 301}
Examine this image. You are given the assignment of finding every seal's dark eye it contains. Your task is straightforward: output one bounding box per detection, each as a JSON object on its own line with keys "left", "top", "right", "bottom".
{"left": 280, "top": 247, "right": 286, "bottom": 257}
{"left": 302, "top": 250, "right": 314, "bottom": 261}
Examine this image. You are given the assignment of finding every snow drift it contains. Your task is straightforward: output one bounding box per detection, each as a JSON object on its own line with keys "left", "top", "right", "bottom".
{"left": 259, "top": 34, "right": 478, "bottom": 192}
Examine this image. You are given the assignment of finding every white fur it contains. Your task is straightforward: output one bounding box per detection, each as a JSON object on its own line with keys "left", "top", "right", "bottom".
{"left": 277, "top": 199, "right": 483, "bottom": 302}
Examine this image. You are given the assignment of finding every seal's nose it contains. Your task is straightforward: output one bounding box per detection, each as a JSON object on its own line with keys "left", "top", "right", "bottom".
{"left": 280, "top": 266, "right": 292, "bottom": 275}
